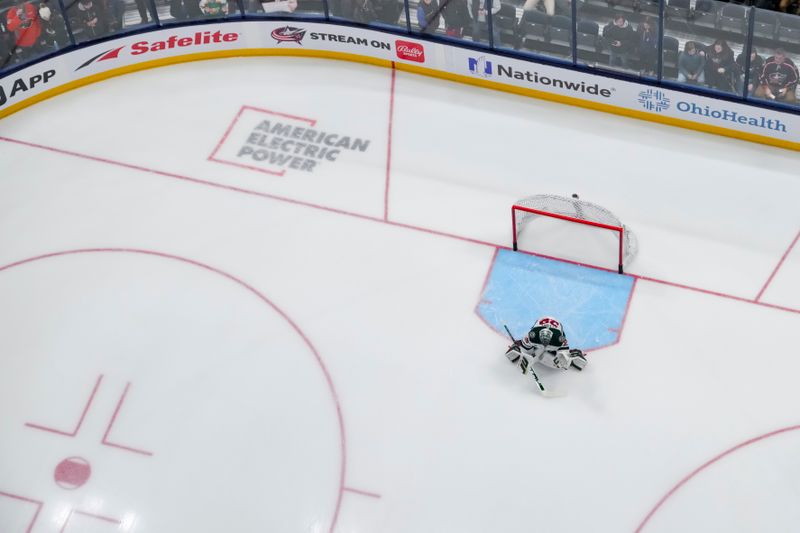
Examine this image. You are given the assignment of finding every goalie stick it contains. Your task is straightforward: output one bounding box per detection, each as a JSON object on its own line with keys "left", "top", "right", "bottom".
{"left": 503, "top": 324, "right": 561, "bottom": 397}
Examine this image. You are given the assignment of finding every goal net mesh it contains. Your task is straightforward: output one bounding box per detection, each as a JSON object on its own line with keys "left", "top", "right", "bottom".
{"left": 514, "top": 194, "right": 638, "bottom": 267}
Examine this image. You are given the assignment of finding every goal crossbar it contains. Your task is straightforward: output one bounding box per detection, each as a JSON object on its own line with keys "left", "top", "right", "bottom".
{"left": 511, "top": 204, "right": 626, "bottom": 274}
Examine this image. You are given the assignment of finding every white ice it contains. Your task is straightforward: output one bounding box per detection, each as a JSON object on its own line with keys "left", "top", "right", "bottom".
{"left": 0, "top": 56, "right": 798, "bottom": 533}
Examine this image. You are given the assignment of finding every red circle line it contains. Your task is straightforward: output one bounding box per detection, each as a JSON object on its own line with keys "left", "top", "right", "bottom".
{"left": 635, "top": 423, "right": 800, "bottom": 532}
{"left": 0, "top": 248, "right": 347, "bottom": 533}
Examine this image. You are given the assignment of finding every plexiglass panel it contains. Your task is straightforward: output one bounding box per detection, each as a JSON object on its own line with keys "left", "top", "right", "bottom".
{"left": 1, "top": 0, "right": 71, "bottom": 70}
{"left": 662, "top": 0, "right": 749, "bottom": 96}
{"left": 577, "top": 0, "right": 661, "bottom": 80}
{"left": 328, "top": 0, "right": 409, "bottom": 31}
{"left": 245, "top": 0, "right": 325, "bottom": 17}
{"left": 504, "top": 0, "right": 572, "bottom": 60}
{"left": 64, "top": 0, "right": 158, "bottom": 43}
{"left": 156, "top": 0, "right": 240, "bottom": 25}
{"left": 745, "top": 9, "right": 799, "bottom": 107}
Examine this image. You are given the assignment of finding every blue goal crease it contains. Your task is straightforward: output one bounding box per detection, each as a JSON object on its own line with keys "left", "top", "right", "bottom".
{"left": 477, "top": 249, "right": 635, "bottom": 351}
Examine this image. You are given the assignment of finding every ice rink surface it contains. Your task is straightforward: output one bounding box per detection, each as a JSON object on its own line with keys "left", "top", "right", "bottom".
{"left": 0, "top": 56, "right": 798, "bottom": 533}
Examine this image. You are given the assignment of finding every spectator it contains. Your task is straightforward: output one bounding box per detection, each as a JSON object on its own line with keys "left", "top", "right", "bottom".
{"left": 441, "top": 0, "right": 469, "bottom": 37}
{"left": 678, "top": 41, "right": 705, "bottom": 85}
{"left": 107, "top": 0, "right": 127, "bottom": 32}
{"left": 522, "top": 0, "right": 553, "bottom": 16}
{"left": 6, "top": 1, "right": 42, "bottom": 62}
{"left": 351, "top": 0, "right": 377, "bottom": 21}
{"left": 468, "top": 0, "right": 500, "bottom": 44}
{"left": 755, "top": 49, "right": 799, "bottom": 103}
{"left": 169, "top": 0, "right": 202, "bottom": 20}
{"left": 417, "top": 0, "right": 441, "bottom": 33}
{"left": 71, "top": 0, "right": 106, "bottom": 41}
{"left": 374, "top": 0, "right": 404, "bottom": 24}
{"left": 133, "top": 0, "right": 150, "bottom": 23}
{"left": 636, "top": 16, "right": 657, "bottom": 76}
{"left": 0, "top": 19, "right": 14, "bottom": 69}
{"left": 736, "top": 47, "right": 763, "bottom": 95}
{"left": 778, "top": 0, "right": 799, "bottom": 14}
{"left": 603, "top": 14, "right": 636, "bottom": 69}
{"left": 704, "top": 39, "right": 736, "bottom": 92}
{"left": 200, "top": 0, "right": 230, "bottom": 15}
{"left": 36, "top": 0, "right": 68, "bottom": 52}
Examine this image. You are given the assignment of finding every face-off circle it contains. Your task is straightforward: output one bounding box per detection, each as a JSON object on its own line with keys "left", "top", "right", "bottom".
{"left": 0, "top": 250, "right": 344, "bottom": 532}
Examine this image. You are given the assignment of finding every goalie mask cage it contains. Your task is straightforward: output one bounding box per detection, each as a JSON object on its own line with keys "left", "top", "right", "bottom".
{"left": 511, "top": 195, "right": 638, "bottom": 274}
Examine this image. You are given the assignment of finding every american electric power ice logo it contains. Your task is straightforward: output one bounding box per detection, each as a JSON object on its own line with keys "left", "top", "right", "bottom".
{"left": 271, "top": 26, "right": 306, "bottom": 44}
{"left": 468, "top": 56, "right": 492, "bottom": 78}
{"left": 636, "top": 89, "right": 788, "bottom": 133}
{"left": 76, "top": 31, "right": 239, "bottom": 70}
{"left": 209, "top": 106, "right": 372, "bottom": 176}
{"left": 0, "top": 69, "right": 55, "bottom": 107}
{"left": 637, "top": 89, "right": 670, "bottom": 112}
{"left": 395, "top": 40, "right": 424, "bottom": 62}
{"left": 467, "top": 56, "right": 613, "bottom": 97}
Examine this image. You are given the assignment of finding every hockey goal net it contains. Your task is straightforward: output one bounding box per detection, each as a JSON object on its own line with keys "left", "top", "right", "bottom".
{"left": 512, "top": 194, "right": 638, "bottom": 274}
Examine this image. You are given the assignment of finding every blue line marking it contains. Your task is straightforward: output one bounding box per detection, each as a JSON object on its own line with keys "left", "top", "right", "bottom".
{"left": 478, "top": 249, "right": 635, "bottom": 351}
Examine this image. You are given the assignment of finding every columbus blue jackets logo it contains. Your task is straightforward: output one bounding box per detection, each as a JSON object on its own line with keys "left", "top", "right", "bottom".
{"left": 637, "top": 89, "right": 670, "bottom": 112}
{"left": 272, "top": 26, "right": 306, "bottom": 44}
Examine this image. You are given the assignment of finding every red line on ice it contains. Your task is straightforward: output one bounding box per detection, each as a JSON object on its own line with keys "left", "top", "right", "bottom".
{"left": 1, "top": 136, "right": 797, "bottom": 316}
{"left": 101, "top": 382, "right": 154, "bottom": 456}
{"left": 755, "top": 229, "right": 800, "bottom": 302}
{"left": 635, "top": 424, "right": 800, "bottom": 533}
{"left": 25, "top": 374, "right": 103, "bottom": 437}
{"left": 344, "top": 487, "right": 382, "bottom": 498}
{"left": 59, "top": 508, "right": 121, "bottom": 533}
{"left": 208, "top": 155, "right": 287, "bottom": 177}
{"left": 0, "top": 491, "right": 43, "bottom": 533}
{"left": 240, "top": 105, "right": 317, "bottom": 126}
{"left": 207, "top": 105, "right": 246, "bottom": 162}
{"left": 384, "top": 62, "right": 396, "bottom": 221}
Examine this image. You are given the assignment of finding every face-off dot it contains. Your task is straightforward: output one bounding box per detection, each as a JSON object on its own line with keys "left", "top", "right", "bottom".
{"left": 54, "top": 457, "right": 91, "bottom": 489}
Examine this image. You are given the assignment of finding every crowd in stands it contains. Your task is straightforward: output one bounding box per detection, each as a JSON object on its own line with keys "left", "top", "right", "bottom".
{"left": 1, "top": 0, "right": 798, "bottom": 105}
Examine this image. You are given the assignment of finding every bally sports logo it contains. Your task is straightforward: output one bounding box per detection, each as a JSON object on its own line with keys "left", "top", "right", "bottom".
{"left": 395, "top": 40, "right": 424, "bottom": 63}
{"left": 76, "top": 31, "right": 239, "bottom": 70}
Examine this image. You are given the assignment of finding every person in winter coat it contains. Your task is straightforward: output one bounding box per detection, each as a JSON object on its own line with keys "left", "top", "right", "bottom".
{"left": 736, "top": 47, "right": 763, "bottom": 95}
{"left": 603, "top": 14, "right": 636, "bottom": 69}
{"left": 678, "top": 41, "right": 705, "bottom": 84}
{"left": 755, "top": 49, "right": 798, "bottom": 103}
{"left": 636, "top": 16, "right": 658, "bottom": 76}
{"left": 71, "top": 0, "right": 107, "bottom": 42}
{"left": 416, "top": 0, "right": 441, "bottom": 33}
{"left": 6, "top": 2, "right": 42, "bottom": 61}
{"left": 704, "top": 39, "right": 736, "bottom": 93}
{"left": 468, "top": 0, "right": 500, "bottom": 45}
{"left": 36, "top": 0, "right": 69, "bottom": 52}
{"left": 440, "top": 0, "right": 469, "bottom": 37}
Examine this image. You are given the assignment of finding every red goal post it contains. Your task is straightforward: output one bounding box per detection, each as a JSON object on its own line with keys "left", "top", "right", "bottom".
{"left": 511, "top": 195, "right": 638, "bottom": 274}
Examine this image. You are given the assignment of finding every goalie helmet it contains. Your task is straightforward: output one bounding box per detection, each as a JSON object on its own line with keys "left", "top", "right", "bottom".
{"left": 538, "top": 327, "right": 554, "bottom": 346}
